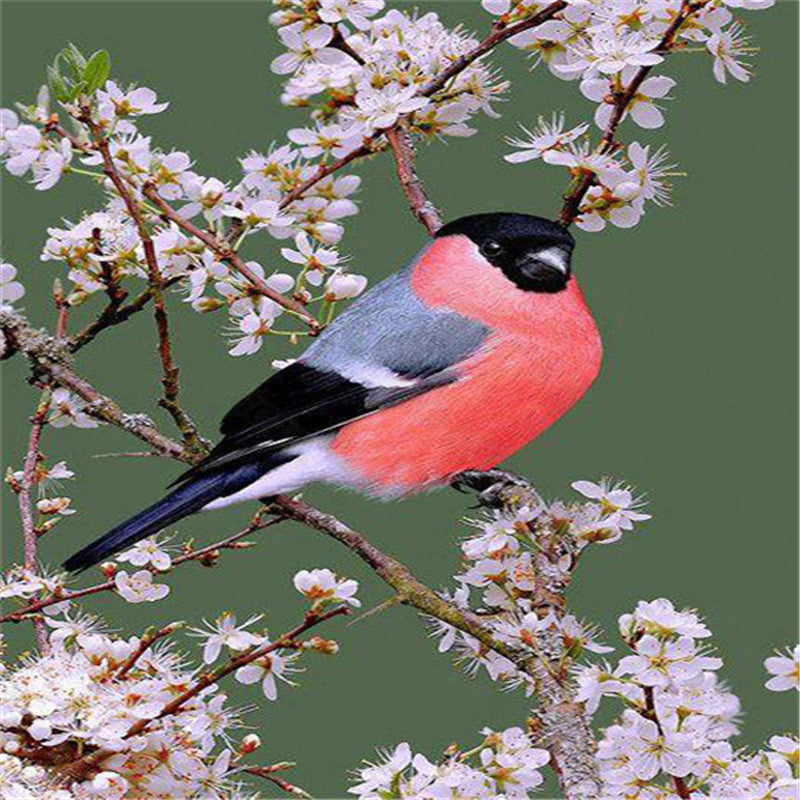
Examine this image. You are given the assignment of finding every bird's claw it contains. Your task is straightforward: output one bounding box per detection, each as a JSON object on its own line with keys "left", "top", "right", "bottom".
{"left": 450, "top": 469, "right": 537, "bottom": 509}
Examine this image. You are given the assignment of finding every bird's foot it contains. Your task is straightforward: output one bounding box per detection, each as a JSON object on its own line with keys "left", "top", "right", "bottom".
{"left": 451, "top": 469, "right": 539, "bottom": 510}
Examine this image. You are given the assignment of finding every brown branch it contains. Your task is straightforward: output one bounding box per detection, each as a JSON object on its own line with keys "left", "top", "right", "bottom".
{"left": 114, "top": 621, "right": 183, "bottom": 679}
{"left": 0, "top": 511, "right": 279, "bottom": 623}
{"left": 558, "top": 0, "right": 711, "bottom": 226}
{"left": 18, "top": 391, "right": 52, "bottom": 652}
{"left": 68, "top": 278, "right": 182, "bottom": 353}
{"left": 277, "top": 139, "right": 383, "bottom": 210}
{"left": 43, "top": 118, "right": 90, "bottom": 154}
{"left": 0, "top": 309, "right": 188, "bottom": 462}
{"left": 385, "top": 128, "right": 443, "bottom": 236}
{"left": 270, "top": 490, "right": 601, "bottom": 799}
{"left": 78, "top": 112, "right": 205, "bottom": 456}
{"left": 420, "top": 1, "right": 568, "bottom": 98}
{"left": 242, "top": 766, "right": 311, "bottom": 799}
{"left": 58, "top": 606, "right": 348, "bottom": 781}
{"left": 140, "top": 183, "right": 322, "bottom": 333}
{"left": 642, "top": 686, "right": 692, "bottom": 799}
{"left": 330, "top": 26, "right": 366, "bottom": 67}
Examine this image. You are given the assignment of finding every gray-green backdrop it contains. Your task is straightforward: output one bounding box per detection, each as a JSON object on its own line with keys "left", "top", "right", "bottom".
{"left": 2, "top": 2, "right": 797, "bottom": 796}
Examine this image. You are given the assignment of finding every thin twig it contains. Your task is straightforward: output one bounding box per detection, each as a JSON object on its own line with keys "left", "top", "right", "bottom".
{"left": 419, "top": 1, "right": 568, "bottom": 97}
{"left": 1, "top": 309, "right": 188, "bottom": 462}
{"left": 114, "top": 621, "right": 184, "bottom": 679}
{"left": 277, "top": 139, "right": 383, "bottom": 211}
{"left": 642, "top": 685, "right": 692, "bottom": 799}
{"left": 140, "top": 183, "right": 322, "bottom": 332}
{"left": 243, "top": 766, "right": 312, "bottom": 799}
{"left": 558, "top": 0, "right": 711, "bottom": 226}
{"left": 385, "top": 127, "right": 443, "bottom": 236}
{"left": 91, "top": 451, "right": 161, "bottom": 459}
{"left": 79, "top": 112, "right": 205, "bottom": 456}
{"left": 68, "top": 278, "right": 181, "bottom": 353}
{"left": 18, "top": 391, "right": 52, "bottom": 653}
{"left": 0, "top": 512, "right": 279, "bottom": 623}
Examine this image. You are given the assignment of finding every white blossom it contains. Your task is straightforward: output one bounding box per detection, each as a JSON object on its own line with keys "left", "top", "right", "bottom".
{"left": 48, "top": 388, "right": 100, "bottom": 429}
{"left": 116, "top": 538, "right": 172, "bottom": 571}
{"left": 114, "top": 569, "right": 170, "bottom": 603}
{"left": 293, "top": 568, "right": 361, "bottom": 607}
{"left": 234, "top": 645, "right": 298, "bottom": 701}
{"left": 0, "top": 262, "right": 25, "bottom": 309}
{"left": 764, "top": 645, "right": 800, "bottom": 692}
{"left": 97, "top": 80, "right": 169, "bottom": 116}
{"left": 188, "top": 611, "right": 263, "bottom": 664}
{"left": 504, "top": 114, "right": 589, "bottom": 163}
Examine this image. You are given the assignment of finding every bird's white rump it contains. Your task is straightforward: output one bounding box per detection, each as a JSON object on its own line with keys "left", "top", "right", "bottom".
{"left": 201, "top": 437, "right": 358, "bottom": 510}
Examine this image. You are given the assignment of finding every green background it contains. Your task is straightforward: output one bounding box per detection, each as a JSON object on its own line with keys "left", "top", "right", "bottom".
{"left": 2, "top": 2, "right": 797, "bottom": 796}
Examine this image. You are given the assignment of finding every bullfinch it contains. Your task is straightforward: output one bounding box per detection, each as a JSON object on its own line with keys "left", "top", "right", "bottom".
{"left": 63, "top": 212, "right": 602, "bottom": 572}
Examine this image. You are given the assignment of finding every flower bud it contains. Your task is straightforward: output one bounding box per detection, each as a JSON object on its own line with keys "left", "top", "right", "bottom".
{"left": 304, "top": 636, "right": 339, "bottom": 655}
{"left": 36, "top": 496, "right": 72, "bottom": 515}
{"left": 239, "top": 733, "right": 262, "bottom": 754}
{"left": 100, "top": 562, "right": 118, "bottom": 578}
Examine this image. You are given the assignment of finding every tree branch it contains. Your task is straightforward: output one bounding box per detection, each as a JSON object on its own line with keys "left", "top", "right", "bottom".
{"left": 67, "top": 277, "right": 182, "bottom": 353}
{"left": 0, "top": 511, "right": 279, "bottom": 623}
{"left": 271, "top": 490, "right": 601, "bottom": 800}
{"left": 385, "top": 127, "right": 443, "bottom": 236}
{"left": 558, "top": 0, "right": 711, "bottom": 226}
{"left": 113, "top": 621, "right": 183, "bottom": 679}
{"left": 17, "top": 390, "right": 52, "bottom": 652}
{"left": 0, "top": 309, "right": 189, "bottom": 462}
{"left": 79, "top": 112, "right": 205, "bottom": 456}
{"left": 141, "top": 183, "right": 322, "bottom": 332}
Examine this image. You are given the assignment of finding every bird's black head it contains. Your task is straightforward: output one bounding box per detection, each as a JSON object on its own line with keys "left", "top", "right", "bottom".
{"left": 435, "top": 212, "right": 575, "bottom": 293}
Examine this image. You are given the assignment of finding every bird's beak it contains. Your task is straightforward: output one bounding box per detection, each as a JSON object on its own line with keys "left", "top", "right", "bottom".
{"left": 515, "top": 248, "right": 571, "bottom": 289}
{"left": 531, "top": 247, "right": 570, "bottom": 275}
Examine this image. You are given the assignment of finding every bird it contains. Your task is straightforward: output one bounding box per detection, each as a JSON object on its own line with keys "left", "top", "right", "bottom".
{"left": 63, "top": 212, "right": 602, "bottom": 572}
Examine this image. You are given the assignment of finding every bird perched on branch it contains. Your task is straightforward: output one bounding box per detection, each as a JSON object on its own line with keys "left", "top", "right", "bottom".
{"left": 64, "top": 212, "right": 602, "bottom": 572}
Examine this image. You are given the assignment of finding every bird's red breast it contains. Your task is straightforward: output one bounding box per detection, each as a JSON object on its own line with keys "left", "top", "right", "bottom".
{"left": 331, "top": 236, "right": 602, "bottom": 493}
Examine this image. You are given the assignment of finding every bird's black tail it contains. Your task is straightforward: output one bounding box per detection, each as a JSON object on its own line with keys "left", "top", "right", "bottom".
{"left": 62, "top": 460, "right": 277, "bottom": 573}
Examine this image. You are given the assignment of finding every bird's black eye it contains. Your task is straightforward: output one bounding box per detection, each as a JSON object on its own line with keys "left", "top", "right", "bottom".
{"left": 480, "top": 239, "right": 504, "bottom": 258}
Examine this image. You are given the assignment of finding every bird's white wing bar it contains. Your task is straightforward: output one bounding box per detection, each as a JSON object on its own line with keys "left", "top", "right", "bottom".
{"left": 334, "top": 361, "right": 420, "bottom": 389}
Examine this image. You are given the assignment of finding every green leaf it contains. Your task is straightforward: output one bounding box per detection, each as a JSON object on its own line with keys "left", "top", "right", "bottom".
{"left": 46, "top": 65, "right": 69, "bottom": 103}
{"left": 83, "top": 50, "right": 110, "bottom": 94}
{"left": 62, "top": 43, "right": 87, "bottom": 76}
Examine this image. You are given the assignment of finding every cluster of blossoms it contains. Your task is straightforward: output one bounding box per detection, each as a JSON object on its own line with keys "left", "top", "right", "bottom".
{"left": 497, "top": 0, "right": 772, "bottom": 230}
{"left": 507, "top": 120, "right": 675, "bottom": 231}
{"left": 0, "top": 617, "right": 244, "bottom": 799}
{"left": 5, "top": 458, "right": 77, "bottom": 538}
{"left": 428, "top": 479, "right": 649, "bottom": 691}
{"left": 269, "top": 1, "right": 505, "bottom": 138}
{"left": 0, "top": 569, "right": 357, "bottom": 798}
{"left": 348, "top": 727, "right": 550, "bottom": 799}
{"left": 0, "top": 0, "right": 776, "bottom": 360}
{"left": 356, "top": 592, "right": 798, "bottom": 799}
{"left": 2, "top": 72, "right": 368, "bottom": 356}
{"left": 575, "top": 598, "right": 799, "bottom": 799}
